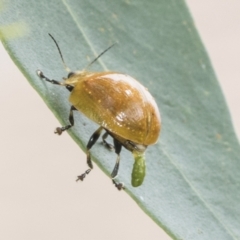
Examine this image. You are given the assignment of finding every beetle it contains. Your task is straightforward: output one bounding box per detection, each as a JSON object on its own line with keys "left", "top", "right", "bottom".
{"left": 37, "top": 34, "right": 161, "bottom": 190}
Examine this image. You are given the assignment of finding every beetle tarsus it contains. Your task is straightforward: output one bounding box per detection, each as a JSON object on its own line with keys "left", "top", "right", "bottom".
{"left": 76, "top": 169, "right": 91, "bottom": 181}
{"left": 36, "top": 70, "right": 44, "bottom": 78}
{"left": 54, "top": 124, "right": 72, "bottom": 135}
{"left": 54, "top": 127, "right": 63, "bottom": 135}
{"left": 112, "top": 179, "right": 125, "bottom": 190}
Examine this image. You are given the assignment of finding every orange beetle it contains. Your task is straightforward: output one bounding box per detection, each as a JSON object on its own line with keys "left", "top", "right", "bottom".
{"left": 37, "top": 34, "right": 161, "bottom": 189}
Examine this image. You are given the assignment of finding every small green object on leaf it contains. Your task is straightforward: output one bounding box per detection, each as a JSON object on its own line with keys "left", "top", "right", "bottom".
{"left": 132, "top": 151, "right": 146, "bottom": 187}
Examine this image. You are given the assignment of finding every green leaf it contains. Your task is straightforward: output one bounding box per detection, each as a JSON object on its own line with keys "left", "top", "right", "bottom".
{"left": 1, "top": 0, "right": 240, "bottom": 239}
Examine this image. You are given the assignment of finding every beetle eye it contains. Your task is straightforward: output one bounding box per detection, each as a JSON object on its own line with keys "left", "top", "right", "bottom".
{"left": 67, "top": 72, "right": 75, "bottom": 78}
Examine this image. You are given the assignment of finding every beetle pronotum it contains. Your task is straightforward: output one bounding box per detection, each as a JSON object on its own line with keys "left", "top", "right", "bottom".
{"left": 37, "top": 34, "right": 161, "bottom": 190}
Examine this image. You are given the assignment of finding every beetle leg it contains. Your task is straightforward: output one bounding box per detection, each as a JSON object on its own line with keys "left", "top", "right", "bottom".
{"left": 86, "top": 127, "right": 103, "bottom": 168}
{"left": 36, "top": 70, "right": 73, "bottom": 92}
{"left": 112, "top": 179, "right": 125, "bottom": 190}
{"left": 76, "top": 169, "right": 91, "bottom": 182}
{"left": 102, "top": 132, "right": 114, "bottom": 150}
{"left": 76, "top": 127, "right": 103, "bottom": 182}
{"left": 111, "top": 139, "right": 125, "bottom": 190}
{"left": 111, "top": 138, "right": 122, "bottom": 178}
{"left": 37, "top": 70, "right": 64, "bottom": 85}
{"left": 37, "top": 70, "right": 64, "bottom": 86}
{"left": 55, "top": 106, "right": 76, "bottom": 135}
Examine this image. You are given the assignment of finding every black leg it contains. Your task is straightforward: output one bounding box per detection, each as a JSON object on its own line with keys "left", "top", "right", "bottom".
{"left": 86, "top": 127, "right": 103, "bottom": 168}
{"left": 102, "top": 132, "right": 114, "bottom": 150}
{"left": 112, "top": 179, "right": 125, "bottom": 190}
{"left": 111, "top": 138, "right": 122, "bottom": 178}
{"left": 37, "top": 70, "right": 64, "bottom": 86}
{"left": 36, "top": 70, "right": 73, "bottom": 92}
{"left": 76, "top": 169, "right": 91, "bottom": 182}
{"left": 55, "top": 106, "right": 77, "bottom": 135}
{"left": 111, "top": 139, "right": 124, "bottom": 190}
{"left": 76, "top": 127, "right": 103, "bottom": 181}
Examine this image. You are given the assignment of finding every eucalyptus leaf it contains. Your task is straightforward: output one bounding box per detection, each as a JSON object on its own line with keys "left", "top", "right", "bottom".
{"left": 1, "top": 0, "right": 240, "bottom": 239}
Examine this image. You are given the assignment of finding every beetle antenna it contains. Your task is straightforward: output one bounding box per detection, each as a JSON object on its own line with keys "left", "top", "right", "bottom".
{"left": 85, "top": 43, "right": 116, "bottom": 70}
{"left": 48, "top": 33, "right": 71, "bottom": 73}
